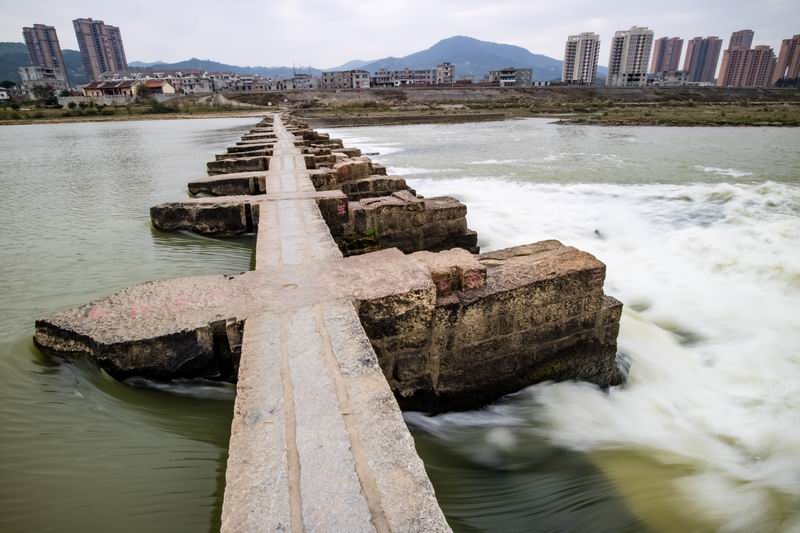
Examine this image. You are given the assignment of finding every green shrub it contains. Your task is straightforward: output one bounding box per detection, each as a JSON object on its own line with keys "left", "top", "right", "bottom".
{"left": 148, "top": 99, "right": 173, "bottom": 114}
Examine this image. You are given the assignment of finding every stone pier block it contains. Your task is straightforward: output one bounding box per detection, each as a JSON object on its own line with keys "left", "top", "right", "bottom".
{"left": 228, "top": 143, "right": 274, "bottom": 154}
{"left": 188, "top": 172, "right": 266, "bottom": 196}
{"left": 34, "top": 273, "right": 254, "bottom": 381}
{"left": 208, "top": 156, "right": 269, "bottom": 175}
{"left": 335, "top": 191, "right": 478, "bottom": 256}
{"left": 411, "top": 248, "right": 487, "bottom": 296}
{"left": 340, "top": 176, "right": 412, "bottom": 200}
{"left": 216, "top": 149, "right": 272, "bottom": 160}
{"left": 358, "top": 240, "right": 623, "bottom": 412}
{"left": 151, "top": 200, "right": 252, "bottom": 235}
{"left": 334, "top": 160, "right": 371, "bottom": 181}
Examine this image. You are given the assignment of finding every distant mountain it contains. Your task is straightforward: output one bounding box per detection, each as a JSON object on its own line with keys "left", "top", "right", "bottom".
{"left": 123, "top": 36, "right": 592, "bottom": 82}
{"left": 125, "top": 57, "right": 322, "bottom": 79}
{"left": 128, "top": 61, "right": 157, "bottom": 68}
{"left": 357, "top": 35, "right": 605, "bottom": 81}
{"left": 0, "top": 42, "right": 88, "bottom": 86}
{"left": 62, "top": 50, "right": 89, "bottom": 85}
{"left": 1, "top": 36, "right": 607, "bottom": 87}
{"left": 0, "top": 42, "right": 29, "bottom": 84}
{"left": 326, "top": 59, "right": 374, "bottom": 71}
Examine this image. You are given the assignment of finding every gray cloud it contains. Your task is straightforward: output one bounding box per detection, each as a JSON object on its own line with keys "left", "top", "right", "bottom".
{"left": 3, "top": 0, "right": 797, "bottom": 68}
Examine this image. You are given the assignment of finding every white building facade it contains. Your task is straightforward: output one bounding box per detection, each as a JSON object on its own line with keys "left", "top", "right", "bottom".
{"left": 563, "top": 32, "right": 601, "bottom": 85}
{"left": 18, "top": 65, "right": 70, "bottom": 95}
{"left": 319, "top": 70, "right": 370, "bottom": 90}
{"left": 607, "top": 26, "right": 654, "bottom": 86}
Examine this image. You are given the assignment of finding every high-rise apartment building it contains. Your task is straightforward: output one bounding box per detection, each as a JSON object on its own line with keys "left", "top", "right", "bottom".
{"left": 729, "top": 30, "right": 754, "bottom": 50}
{"left": 650, "top": 37, "right": 683, "bottom": 74}
{"left": 773, "top": 34, "right": 800, "bottom": 84}
{"left": 683, "top": 36, "right": 723, "bottom": 83}
{"left": 22, "top": 24, "right": 68, "bottom": 86}
{"left": 73, "top": 18, "right": 128, "bottom": 81}
{"left": 607, "top": 26, "right": 654, "bottom": 86}
{"left": 562, "top": 32, "right": 601, "bottom": 85}
{"left": 718, "top": 30, "right": 776, "bottom": 87}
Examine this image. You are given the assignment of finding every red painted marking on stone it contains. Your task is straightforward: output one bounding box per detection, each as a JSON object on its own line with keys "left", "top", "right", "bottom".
{"left": 87, "top": 306, "right": 107, "bottom": 320}
{"left": 173, "top": 295, "right": 188, "bottom": 311}
{"left": 129, "top": 304, "right": 142, "bottom": 318}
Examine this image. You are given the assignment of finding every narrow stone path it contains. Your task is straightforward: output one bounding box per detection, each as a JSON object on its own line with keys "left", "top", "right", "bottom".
{"left": 221, "top": 115, "right": 450, "bottom": 532}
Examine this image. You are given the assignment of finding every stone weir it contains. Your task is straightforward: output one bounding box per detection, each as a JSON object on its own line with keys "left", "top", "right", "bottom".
{"left": 34, "top": 113, "right": 623, "bottom": 531}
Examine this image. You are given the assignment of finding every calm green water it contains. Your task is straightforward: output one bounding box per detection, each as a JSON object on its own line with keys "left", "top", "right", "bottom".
{"left": 0, "top": 118, "right": 258, "bottom": 533}
{"left": 2, "top": 117, "right": 799, "bottom": 532}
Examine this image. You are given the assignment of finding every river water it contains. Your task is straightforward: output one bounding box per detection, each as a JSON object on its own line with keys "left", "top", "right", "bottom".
{"left": 1, "top": 117, "right": 798, "bottom": 532}
{"left": 0, "top": 118, "right": 257, "bottom": 533}
{"left": 320, "top": 119, "right": 800, "bottom": 533}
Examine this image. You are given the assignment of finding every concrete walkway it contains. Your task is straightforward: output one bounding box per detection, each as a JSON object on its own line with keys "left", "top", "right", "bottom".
{"left": 221, "top": 115, "right": 450, "bottom": 532}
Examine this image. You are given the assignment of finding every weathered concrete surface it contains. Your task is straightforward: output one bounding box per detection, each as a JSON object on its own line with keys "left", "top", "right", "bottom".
{"left": 220, "top": 115, "right": 449, "bottom": 532}
{"left": 30, "top": 114, "right": 453, "bottom": 532}
{"left": 35, "top": 112, "right": 625, "bottom": 532}
{"left": 32, "top": 247, "right": 433, "bottom": 383}
{"left": 35, "top": 237, "right": 620, "bottom": 413}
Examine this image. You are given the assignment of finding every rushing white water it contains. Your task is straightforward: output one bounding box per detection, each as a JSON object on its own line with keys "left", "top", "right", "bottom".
{"left": 325, "top": 119, "right": 800, "bottom": 532}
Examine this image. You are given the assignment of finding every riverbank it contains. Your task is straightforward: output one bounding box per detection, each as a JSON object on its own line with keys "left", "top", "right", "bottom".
{"left": 0, "top": 108, "right": 265, "bottom": 126}
{"left": 0, "top": 93, "right": 268, "bottom": 126}
{"left": 302, "top": 111, "right": 506, "bottom": 127}
{"left": 6, "top": 86, "right": 799, "bottom": 127}
{"left": 301, "top": 104, "right": 800, "bottom": 127}
{"left": 297, "top": 101, "right": 800, "bottom": 127}
{"left": 554, "top": 102, "right": 800, "bottom": 126}
{"left": 227, "top": 86, "right": 800, "bottom": 127}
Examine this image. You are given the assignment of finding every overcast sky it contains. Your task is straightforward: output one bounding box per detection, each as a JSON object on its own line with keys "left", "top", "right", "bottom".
{"left": 3, "top": 0, "right": 797, "bottom": 69}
